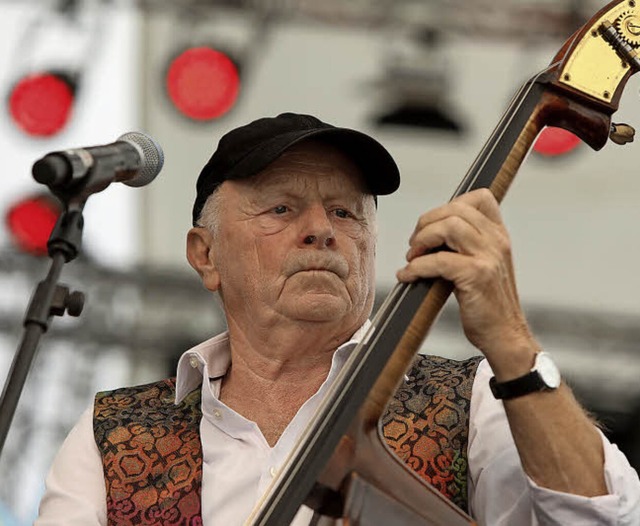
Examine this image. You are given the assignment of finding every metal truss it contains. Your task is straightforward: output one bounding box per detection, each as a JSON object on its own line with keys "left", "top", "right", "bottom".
{"left": 134, "top": 0, "right": 610, "bottom": 41}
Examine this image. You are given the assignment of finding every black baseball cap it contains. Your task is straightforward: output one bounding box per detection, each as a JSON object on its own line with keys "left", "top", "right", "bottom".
{"left": 192, "top": 112, "right": 400, "bottom": 225}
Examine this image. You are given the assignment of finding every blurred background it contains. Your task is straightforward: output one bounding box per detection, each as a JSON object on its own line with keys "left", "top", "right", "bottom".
{"left": 0, "top": 0, "right": 639, "bottom": 523}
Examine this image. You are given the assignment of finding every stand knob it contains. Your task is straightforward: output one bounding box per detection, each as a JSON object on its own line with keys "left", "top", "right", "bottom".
{"left": 50, "top": 285, "right": 84, "bottom": 318}
{"left": 66, "top": 291, "right": 85, "bottom": 317}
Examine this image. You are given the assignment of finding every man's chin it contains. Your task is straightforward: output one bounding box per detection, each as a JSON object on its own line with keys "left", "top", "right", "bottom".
{"left": 283, "top": 294, "right": 351, "bottom": 323}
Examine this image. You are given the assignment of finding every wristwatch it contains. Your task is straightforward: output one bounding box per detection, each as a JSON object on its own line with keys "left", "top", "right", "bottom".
{"left": 489, "top": 351, "right": 561, "bottom": 400}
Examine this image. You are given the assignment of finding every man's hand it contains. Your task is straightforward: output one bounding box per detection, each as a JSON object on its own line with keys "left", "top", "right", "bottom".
{"left": 396, "top": 188, "right": 536, "bottom": 380}
{"left": 397, "top": 188, "right": 608, "bottom": 498}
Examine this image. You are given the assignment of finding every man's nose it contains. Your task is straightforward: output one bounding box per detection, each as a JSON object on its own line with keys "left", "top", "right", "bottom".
{"left": 300, "top": 205, "right": 335, "bottom": 248}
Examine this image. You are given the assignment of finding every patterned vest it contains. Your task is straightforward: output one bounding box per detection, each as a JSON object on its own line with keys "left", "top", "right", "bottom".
{"left": 94, "top": 354, "right": 482, "bottom": 525}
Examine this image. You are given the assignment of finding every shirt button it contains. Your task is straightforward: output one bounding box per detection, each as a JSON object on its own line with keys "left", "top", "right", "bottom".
{"left": 213, "top": 409, "right": 222, "bottom": 419}
{"left": 189, "top": 356, "right": 199, "bottom": 368}
{"left": 269, "top": 466, "right": 277, "bottom": 477}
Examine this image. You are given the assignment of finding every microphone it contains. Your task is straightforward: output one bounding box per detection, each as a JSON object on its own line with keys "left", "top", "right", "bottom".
{"left": 32, "top": 131, "right": 165, "bottom": 197}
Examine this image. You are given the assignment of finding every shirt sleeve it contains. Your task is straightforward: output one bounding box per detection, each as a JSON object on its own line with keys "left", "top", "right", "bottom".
{"left": 467, "top": 359, "right": 640, "bottom": 526}
{"left": 35, "top": 404, "right": 107, "bottom": 526}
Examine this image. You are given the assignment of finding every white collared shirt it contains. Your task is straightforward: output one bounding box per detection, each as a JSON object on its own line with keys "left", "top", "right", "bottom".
{"left": 181, "top": 327, "right": 367, "bottom": 526}
{"left": 36, "top": 325, "right": 640, "bottom": 525}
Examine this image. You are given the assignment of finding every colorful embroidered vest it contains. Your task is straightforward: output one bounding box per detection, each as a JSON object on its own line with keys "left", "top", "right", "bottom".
{"left": 94, "top": 355, "right": 482, "bottom": 525}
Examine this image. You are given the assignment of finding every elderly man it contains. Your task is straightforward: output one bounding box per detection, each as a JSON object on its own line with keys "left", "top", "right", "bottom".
{"left": 37, "top": 113, "right": 639, "bottom": 525}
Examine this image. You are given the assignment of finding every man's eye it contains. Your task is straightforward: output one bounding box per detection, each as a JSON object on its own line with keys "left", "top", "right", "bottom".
{"left": 334, "top": 209, "right": 351, "bottom": 219}
{"left": 273, "top": 205, "right": 288, "bottom": 214}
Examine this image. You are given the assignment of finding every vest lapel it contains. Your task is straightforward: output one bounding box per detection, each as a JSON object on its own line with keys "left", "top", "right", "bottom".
{"left": 94, "top": 379, "right": 204, "bottom": 525}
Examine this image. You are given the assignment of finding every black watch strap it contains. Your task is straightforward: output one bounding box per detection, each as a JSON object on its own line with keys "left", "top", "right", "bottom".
{"left": 489, "top": 371, "right": 546, "bottom": 400}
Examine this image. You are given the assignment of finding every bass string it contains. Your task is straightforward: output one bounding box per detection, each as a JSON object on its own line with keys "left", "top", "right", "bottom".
{"left": 452, "top": 66, "right": 554, "bottom": 199}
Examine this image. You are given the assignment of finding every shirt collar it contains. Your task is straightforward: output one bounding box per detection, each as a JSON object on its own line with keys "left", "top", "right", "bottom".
{"left": 174, "top": 321, "right": 372, "bottom": 404}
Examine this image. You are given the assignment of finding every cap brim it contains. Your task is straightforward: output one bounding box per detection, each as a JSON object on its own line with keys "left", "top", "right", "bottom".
{"left": 225, "top": 127, "right": 400, "bottom": 196}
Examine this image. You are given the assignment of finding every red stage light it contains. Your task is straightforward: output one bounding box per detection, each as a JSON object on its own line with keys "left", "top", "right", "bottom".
{"left": 166, "top": 47, "right": 240, "bottom": 120}
{"left": 6, "top": 195, "right": 62, "bottom": 256}
{"left": 534, "top": 126, "right": 581, "bottom": 157}
{"left": 8, "top": 73, "right": 75, "bottom": 137}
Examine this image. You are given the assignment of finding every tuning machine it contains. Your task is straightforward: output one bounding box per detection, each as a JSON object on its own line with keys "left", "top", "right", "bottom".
{"left": 610, "top": 122, "right": 635, "bottom": 144}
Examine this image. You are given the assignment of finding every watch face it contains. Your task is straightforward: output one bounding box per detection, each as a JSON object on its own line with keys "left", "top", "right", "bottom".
{"left": 537, "top": 353, "right": 561, "bottom": 388}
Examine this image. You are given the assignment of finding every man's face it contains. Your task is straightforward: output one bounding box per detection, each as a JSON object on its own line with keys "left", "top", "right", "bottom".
{"left": 196, "top": 140, "right": 377, "bottom": 333}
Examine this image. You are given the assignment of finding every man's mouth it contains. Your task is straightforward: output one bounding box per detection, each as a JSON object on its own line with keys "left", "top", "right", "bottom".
{"left": 285, "top": 254, "right": 349, "bottom": 279}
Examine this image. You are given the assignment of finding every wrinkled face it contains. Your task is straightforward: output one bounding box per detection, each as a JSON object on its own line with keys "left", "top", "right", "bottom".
{"left": 196, "top": 140, "right": 377, "bottom": 332}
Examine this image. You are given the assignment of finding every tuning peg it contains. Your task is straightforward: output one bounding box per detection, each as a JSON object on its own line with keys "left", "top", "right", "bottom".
{"left": 610, "top": 122, "right": 635, "bottom": 145}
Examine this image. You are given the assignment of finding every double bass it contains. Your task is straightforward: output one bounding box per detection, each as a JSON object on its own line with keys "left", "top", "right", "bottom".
{"left": 248, "top": 1, "right": 640, "bottom": 524}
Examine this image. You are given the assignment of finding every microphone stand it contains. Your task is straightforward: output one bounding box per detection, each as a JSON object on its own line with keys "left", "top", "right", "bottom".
{"left": 0, "top": 191, "right": 87, "bottom": 457}
{"left": 0, "top": 133, "right": 163, "bottom": 458}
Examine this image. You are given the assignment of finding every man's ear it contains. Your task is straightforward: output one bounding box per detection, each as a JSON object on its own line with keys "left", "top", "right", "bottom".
{"left": 186, "top": 227, "right": 221, "bottom": 292}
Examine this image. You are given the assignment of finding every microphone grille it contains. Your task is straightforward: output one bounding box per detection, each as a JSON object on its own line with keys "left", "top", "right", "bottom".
{"left": 117, "top": 131, "right": 165, "bottom": 187}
